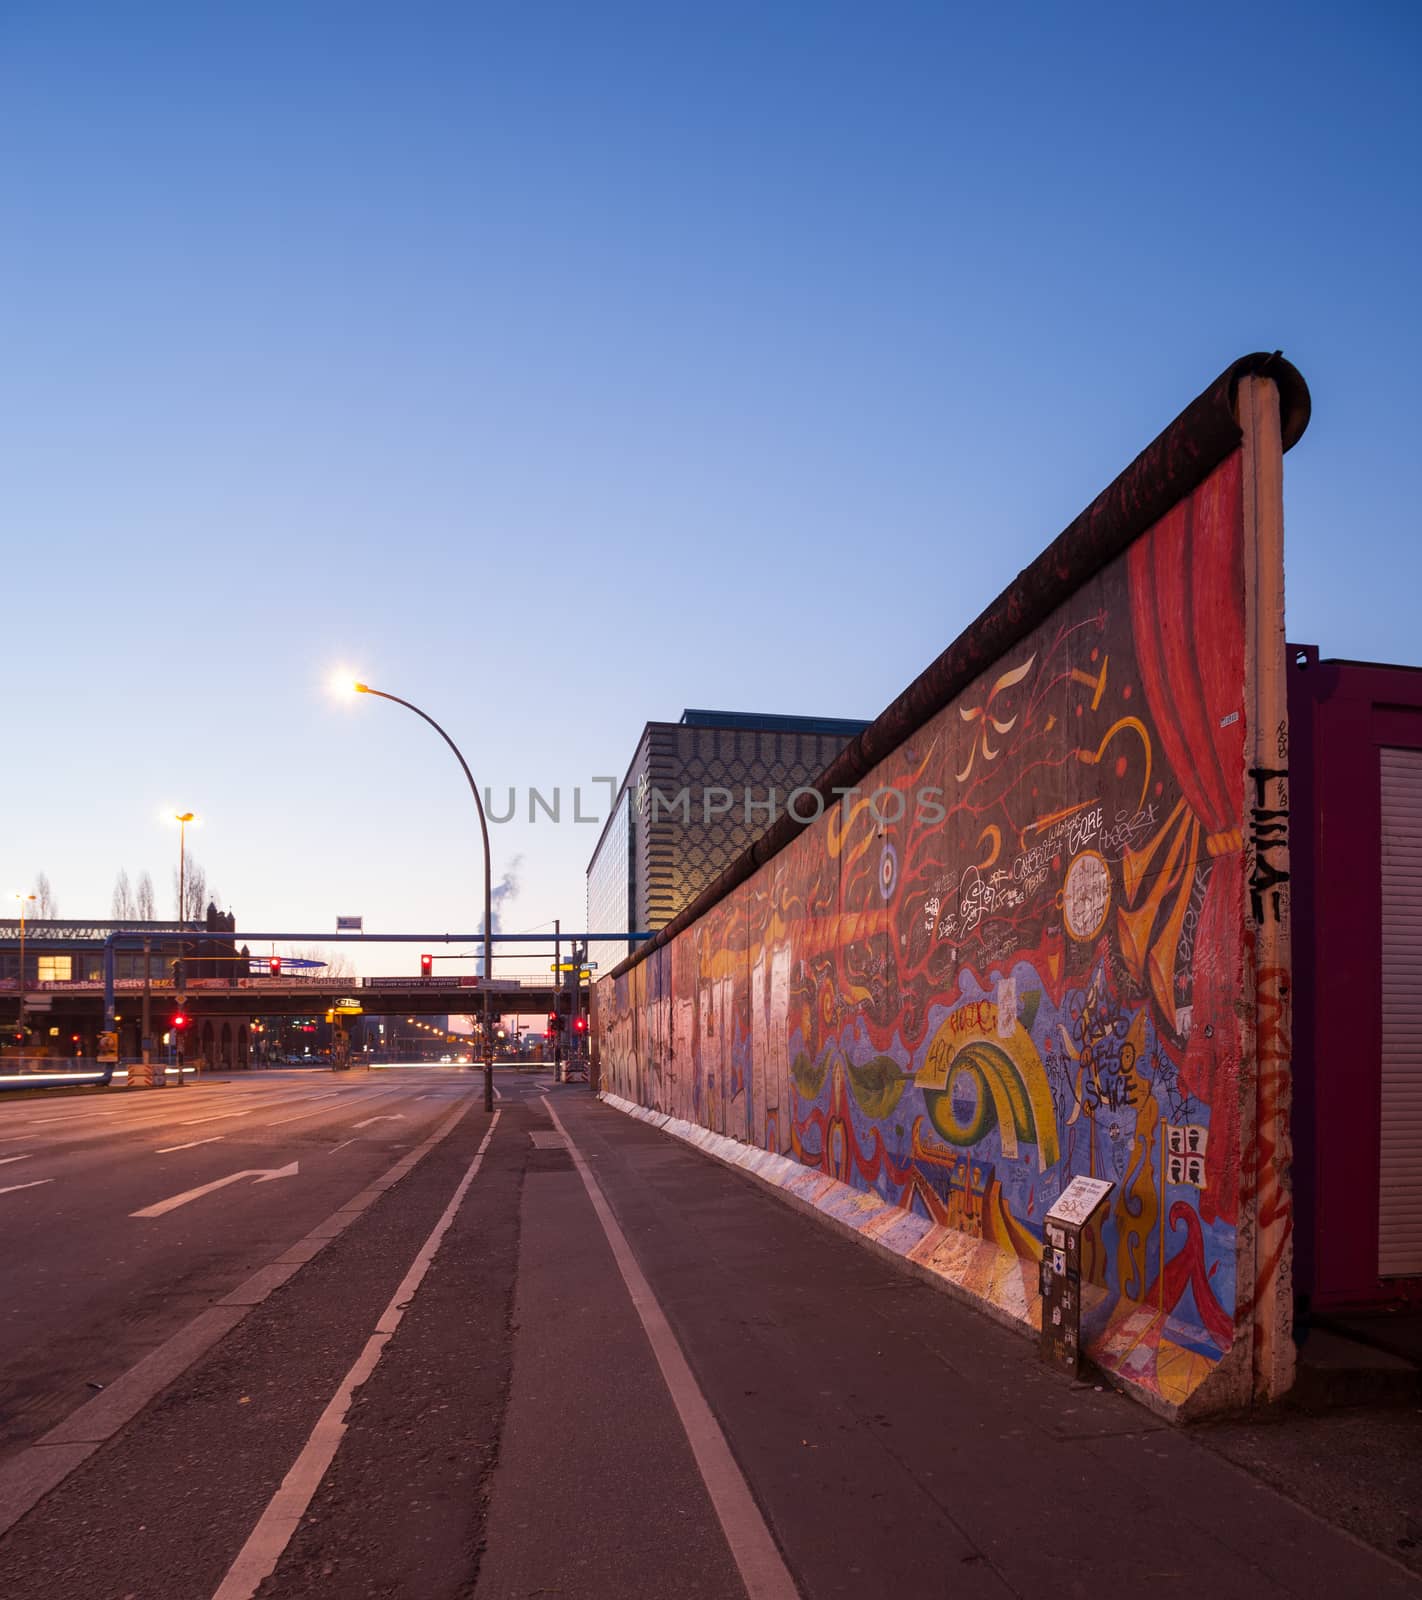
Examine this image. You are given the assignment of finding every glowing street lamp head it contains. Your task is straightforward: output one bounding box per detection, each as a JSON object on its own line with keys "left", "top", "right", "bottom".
{"left": 328, "top": 668, "right": 366, "bottom": 698}
{"left": 175, "top": 811, "right": 195, "bottom": 824}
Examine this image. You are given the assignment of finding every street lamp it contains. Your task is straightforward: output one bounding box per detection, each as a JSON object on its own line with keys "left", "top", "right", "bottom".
{"left": 171, "top": 812, "right": 196, "bottom": 926}
{"left": 171, "top": 811, "right": 196, "bottom": 1085}
{"left": 352, "top": 681, "right": 495, "bottom": 1113}
{"left": 12, "top": 892, "right": 36, "bottom": 1038}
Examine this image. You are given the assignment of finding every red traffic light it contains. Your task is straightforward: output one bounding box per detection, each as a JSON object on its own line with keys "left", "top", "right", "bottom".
{"left": 269, "top": 957, "right": 281, "bottom": 976}
{"left": 172, "top": 1012, "right": 188, "bottom": 1030}
{"left": 574, "top": 1015, "right": 588, "bottom": 1034}
{"left": 421, "top": 954, "right": 433, "bottom": 977}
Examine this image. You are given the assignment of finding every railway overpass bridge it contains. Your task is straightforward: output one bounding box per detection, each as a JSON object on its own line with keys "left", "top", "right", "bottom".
{"left": 2, "top": 924, "right": 644, "bottom": 1069}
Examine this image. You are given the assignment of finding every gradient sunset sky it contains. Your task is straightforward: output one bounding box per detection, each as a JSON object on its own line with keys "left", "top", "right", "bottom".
{"left": 4, "top": 2, "right": 1418, "bottom": 974}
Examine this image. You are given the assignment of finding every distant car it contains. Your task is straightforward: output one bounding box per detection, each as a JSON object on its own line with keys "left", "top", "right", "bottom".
{"left": 439, "top": 1054, "right": 452, "bottom": 1062}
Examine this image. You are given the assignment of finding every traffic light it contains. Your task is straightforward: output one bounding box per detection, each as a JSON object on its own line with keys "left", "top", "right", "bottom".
{"left": 420, "top": 954, "right": 433, "bottom": 977}
{"left": 172, "top": 1012, "right": 188, "bottom": 1031}
{"left": 548, "top": 1011, "right": 564, "bottom": 1035}
{"left": 269, "top": 956, "right": 282, "bottom": 976}
{"left": 573, "top": 1015, "right": 588, "bottom": 1035}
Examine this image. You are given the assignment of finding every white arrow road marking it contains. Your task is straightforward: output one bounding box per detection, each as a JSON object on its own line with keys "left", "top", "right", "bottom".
{"left": 131, "top": 1162, "right": 299, "bottom": 1219}
{"left": 0, "top": 1154, "right": 33, "bottom": 1166}
{"left": 351, "top": 1114, "right": 406, "bottom": 1130}
{"left": 0, "top": 1180, "right": 52, "bottom": 1197}
{"left": 155, "top": 1137, "right": 225, "bottom": 1154}
{"left": 262, "top": 1091, "right": 403, "bottom": 1129}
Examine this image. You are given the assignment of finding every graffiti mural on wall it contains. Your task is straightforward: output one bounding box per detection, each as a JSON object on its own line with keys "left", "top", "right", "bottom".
{"left": 600, "top": 452, "right": 1256, "bottom": 1408}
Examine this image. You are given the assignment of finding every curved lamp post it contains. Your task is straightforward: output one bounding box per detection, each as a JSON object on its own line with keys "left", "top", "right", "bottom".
{"left": 353, "top": 682, "right": 494, "bottom": 1113}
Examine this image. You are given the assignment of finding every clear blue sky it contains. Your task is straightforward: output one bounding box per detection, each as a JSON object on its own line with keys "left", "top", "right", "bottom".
{"left": 4, "top": 2, "right": 1418, "bottom": 975}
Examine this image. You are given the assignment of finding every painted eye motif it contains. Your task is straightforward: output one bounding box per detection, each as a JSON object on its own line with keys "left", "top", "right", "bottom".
{"left": 879, "top": 842, "right": 898, "bottom": 901}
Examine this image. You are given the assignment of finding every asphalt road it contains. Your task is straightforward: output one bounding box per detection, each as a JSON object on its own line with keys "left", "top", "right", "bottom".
{"left": 0, "top": 1073, "right": 1417, "bottom": 1600}
{"left": 0, "top": 1067, "right": 482, "bottom": 1455}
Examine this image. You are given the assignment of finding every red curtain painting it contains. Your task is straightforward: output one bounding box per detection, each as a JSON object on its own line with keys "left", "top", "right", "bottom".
{"left": 1126, "top": 451, "right": 1245, "bottom": 1226}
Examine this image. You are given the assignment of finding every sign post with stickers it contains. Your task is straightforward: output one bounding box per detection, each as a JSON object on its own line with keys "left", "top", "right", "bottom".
{"left": 1040, "top": 1175, "right": 1114, "bottom": 1378}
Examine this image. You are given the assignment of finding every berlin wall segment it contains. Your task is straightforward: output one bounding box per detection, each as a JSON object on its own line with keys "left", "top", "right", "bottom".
{"left": 595, "top": 356, "right": 1311, "bottom": 1419}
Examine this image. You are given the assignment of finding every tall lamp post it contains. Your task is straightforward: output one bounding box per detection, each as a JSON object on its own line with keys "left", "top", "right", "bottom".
{"left": 173, "top": 812, "right": 196, "bottom": 1084}
{"left": 173, "top": 811, "right": 196, "bottom": 928}
{"left": 13, "top": 892, "right": 36, "bottom": 1039}
{"left": 353, "top": 682, "right": 495, "bottom": 1114}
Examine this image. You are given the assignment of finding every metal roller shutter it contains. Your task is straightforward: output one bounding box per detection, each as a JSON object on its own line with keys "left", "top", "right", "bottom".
{"left": 1380, "top": 746, "right": 1422, "bottom": 1276}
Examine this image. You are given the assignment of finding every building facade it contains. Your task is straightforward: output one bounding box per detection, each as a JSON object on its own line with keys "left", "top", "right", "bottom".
{"left": 0, "top": 906, "right": 244, "bottom": 1061}
{"left": 1290, "top": 644, "right": 1422, "bottom": 1308}
{"left": 586, "top": 708, "right": 870, "bottom": 965}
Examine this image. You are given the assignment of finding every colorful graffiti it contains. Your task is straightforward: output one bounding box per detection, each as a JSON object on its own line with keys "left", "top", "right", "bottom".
{"left": 599, "top": 447, "right": 1281, "bottom": 1411}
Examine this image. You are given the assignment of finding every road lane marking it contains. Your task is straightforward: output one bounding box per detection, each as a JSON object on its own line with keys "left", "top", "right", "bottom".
{"left": 543, "top": 1097, "right": 799, "bottom": 1600}
{"left": 212, "top": 1112, "right": 502, "bottom": 1600}
{"left": 0, "top": 1180, "right": 52, "bottom": 1197}
{"left": 327, "top": 1138, "right": 360, "bottom": 1154}
{"left": 155, "top": 1137, "right": 225, "bottom": 1154}
{"left": 260, "top": 1088, "right": 411, "bottom": 1128}
{"left": 179, "top": 1092, "right": 343, "bottom": 1128}
{"left": 131, "top": 1162, "right": 300, "bottom": 1218}
{"left": 350, "top": 1114, "right": 405, "bottom": 1129}
{"left": 0, "top": 1153, "right": 33, "bottom": 1165}
{"left": 0, "top": 1099, "right": 480, "bottom": 1540}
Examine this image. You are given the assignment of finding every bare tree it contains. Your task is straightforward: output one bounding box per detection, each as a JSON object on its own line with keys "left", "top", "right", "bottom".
{"left": 33, "top": 873, "right": 56, "bottom": 920}
{"left": 136, "top": 872, "right": 156, "bottom": 920}
{"left": 292, "top": 945, "right": 354, "bottom": 981}
{"left": 173, "top": 853, "right": 207, "bottom": 922}
{"left": 112, "top": 870, "right": 135, "bottom": 921}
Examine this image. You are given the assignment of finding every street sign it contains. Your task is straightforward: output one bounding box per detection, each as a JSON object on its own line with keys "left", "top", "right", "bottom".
{"left": 336, "top": 916, "right": 363, "bottom": 931}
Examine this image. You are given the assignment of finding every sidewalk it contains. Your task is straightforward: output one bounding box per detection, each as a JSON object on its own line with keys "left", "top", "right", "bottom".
{"left": 552, "top": 1087, "right": 1422, "bottom": 1596}
{"left": 454, "top": 1088, "right": 1407, "bottom": 1600}
{"left": 0, "top": 1079, "right": 1416, "bottom": 1597}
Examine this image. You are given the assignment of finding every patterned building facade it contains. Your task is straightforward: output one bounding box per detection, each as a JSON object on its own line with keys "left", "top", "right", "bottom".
{"left": 586, "top": 709, "right": 869, "bottom": 963}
